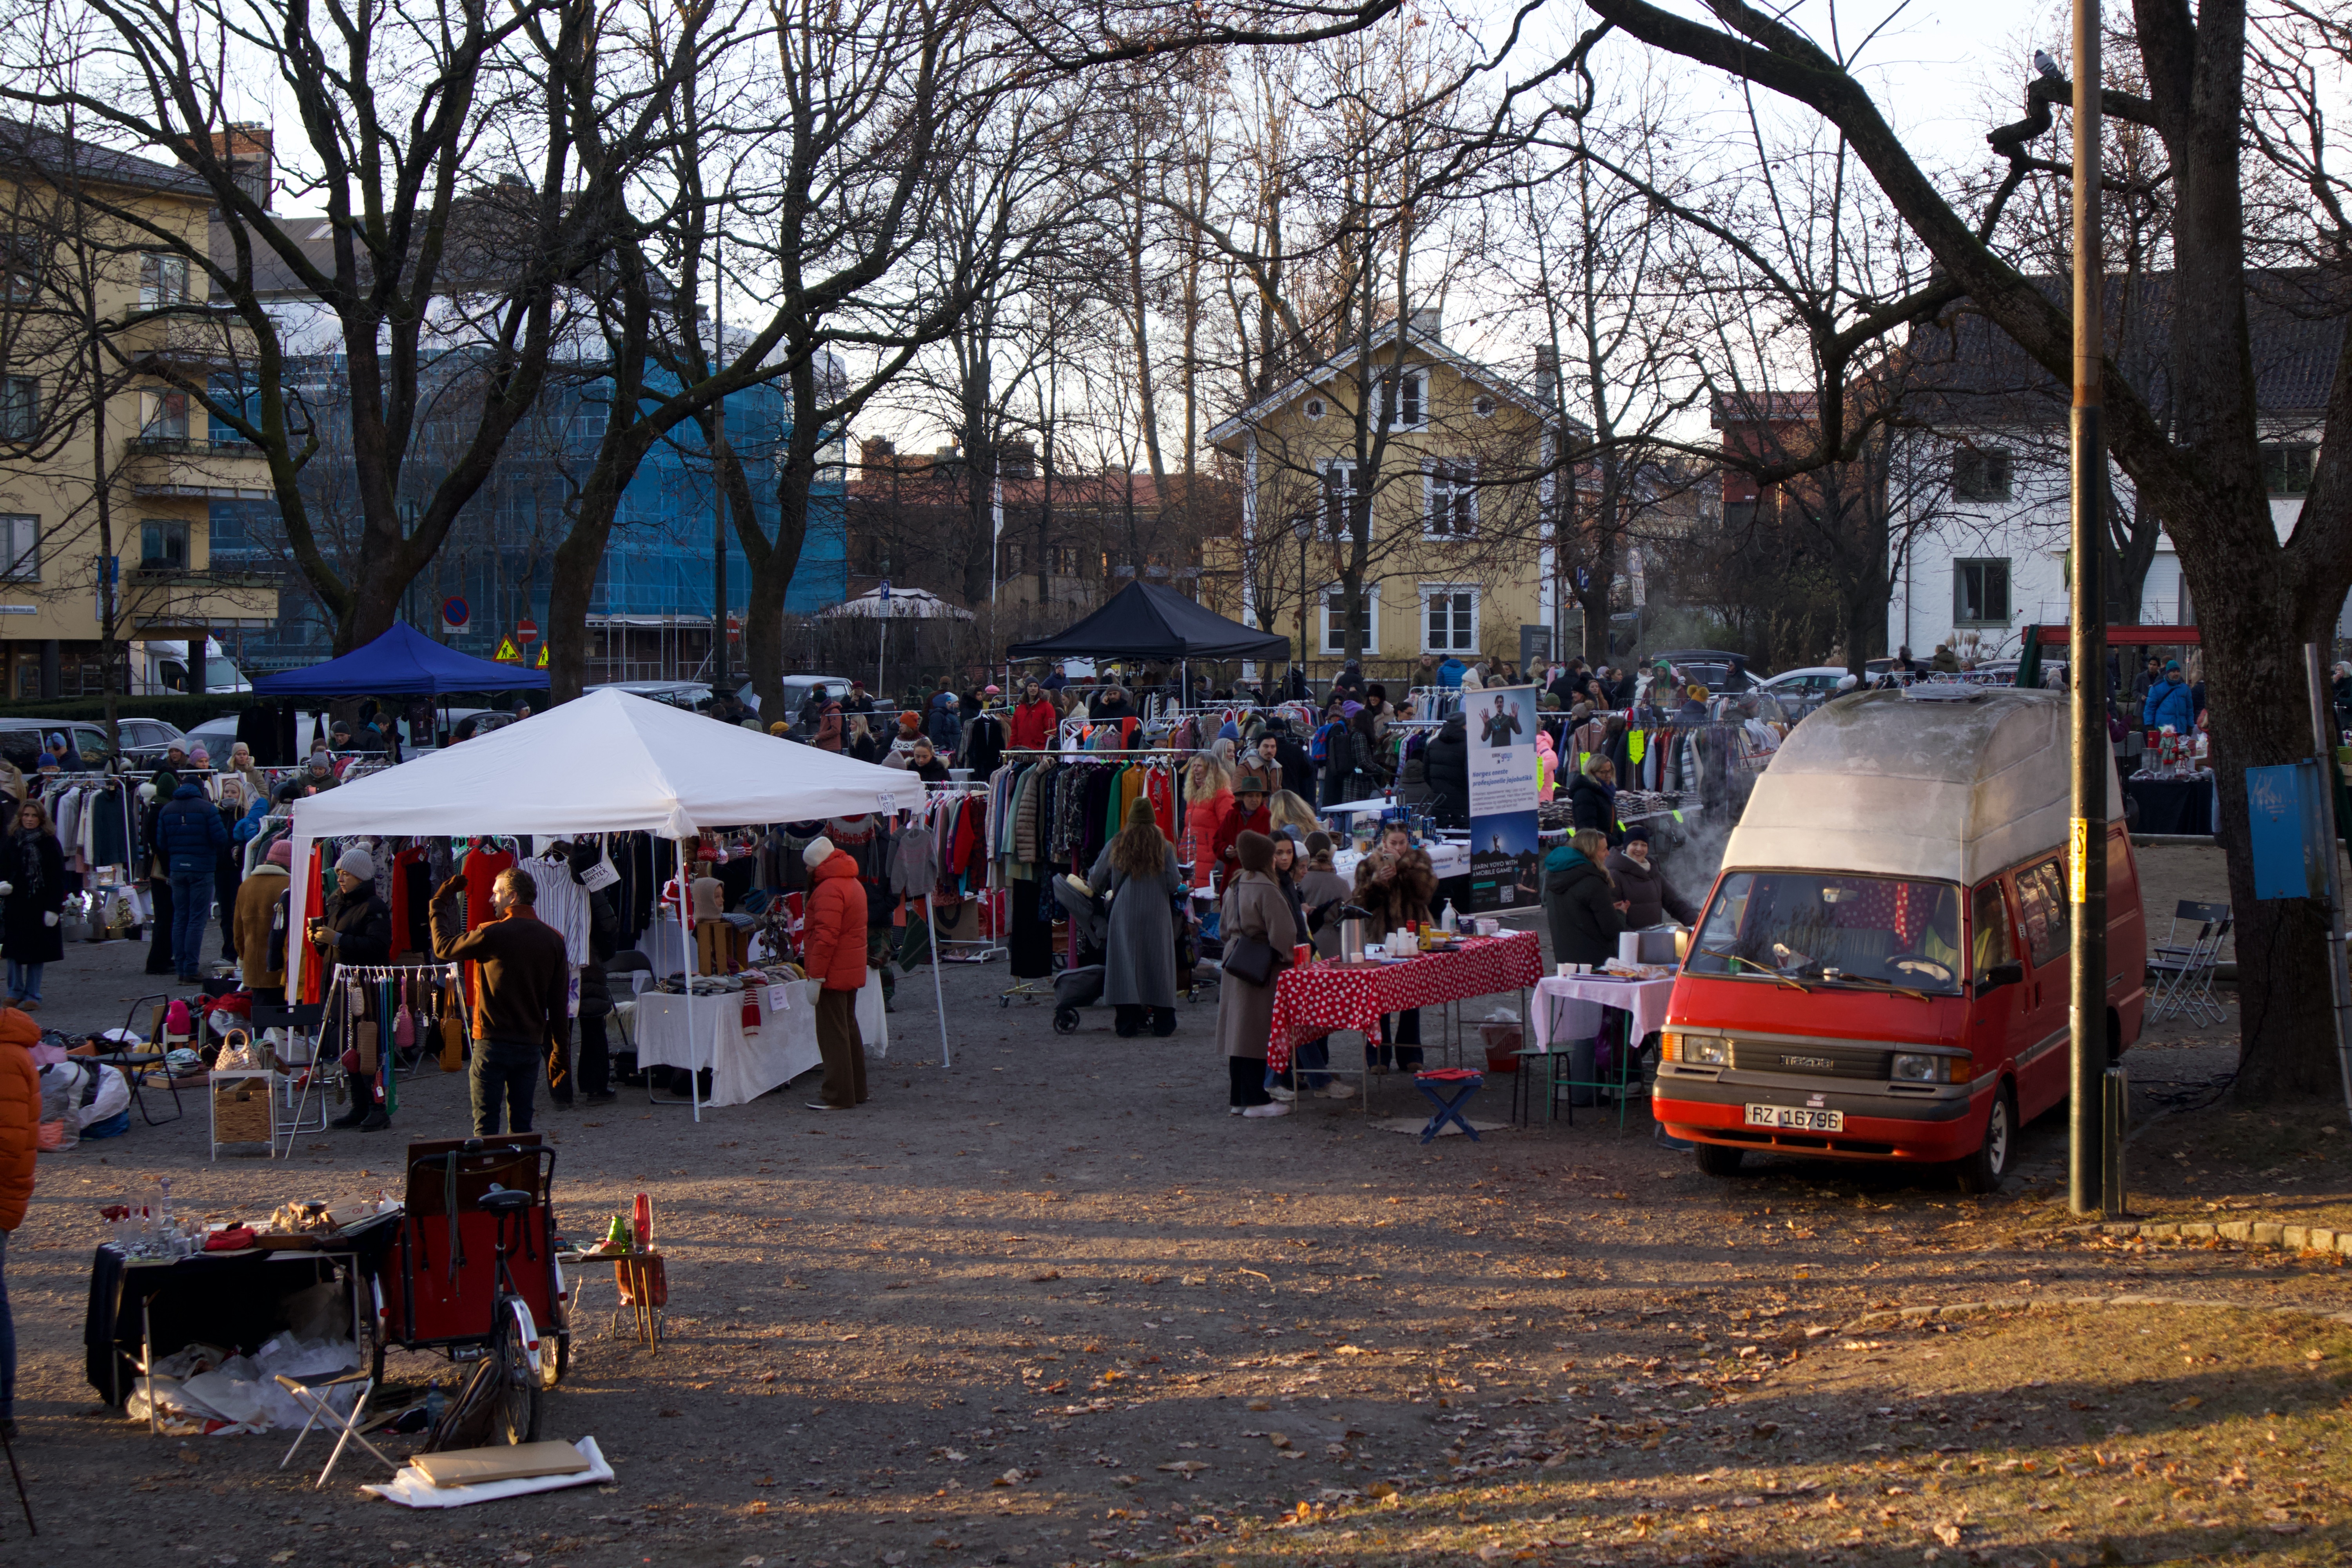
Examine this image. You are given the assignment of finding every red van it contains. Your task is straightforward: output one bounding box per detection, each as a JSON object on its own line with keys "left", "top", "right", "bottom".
{"left": 1652, "top": 685, "right": 2146, "bottom": 1191}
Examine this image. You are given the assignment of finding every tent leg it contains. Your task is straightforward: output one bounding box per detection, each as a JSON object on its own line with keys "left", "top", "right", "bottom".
{"left": 929, "top": 897, "right": 950, "bottom": 1067}
{"left": 681, "top": 902, "right": 701, "bottom": 1123}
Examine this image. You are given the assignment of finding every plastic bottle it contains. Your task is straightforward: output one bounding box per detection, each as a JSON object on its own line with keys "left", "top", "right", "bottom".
{"left": 1438, "top": 899, "right": 1457, "bottom": 933}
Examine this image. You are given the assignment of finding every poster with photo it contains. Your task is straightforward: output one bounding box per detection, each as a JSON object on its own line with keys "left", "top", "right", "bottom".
{"left": 1466, "top": 684, "right": 1541, "bottom": 913}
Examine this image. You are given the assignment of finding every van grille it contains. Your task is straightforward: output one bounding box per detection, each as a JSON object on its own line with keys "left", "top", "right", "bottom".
{"left": 1728, "top": 1040, "right": 1891, "bottom": 1080}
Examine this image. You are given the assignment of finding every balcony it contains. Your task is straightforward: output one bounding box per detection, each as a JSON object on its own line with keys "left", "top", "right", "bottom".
{"left": 117, "top": 305, "right": 258, "bottom": 370}
{"left": 121, "top": 435, "right": 275, "bottom": 502}
{"left": 121, "top": 565, "right": 279, "bottom": 633}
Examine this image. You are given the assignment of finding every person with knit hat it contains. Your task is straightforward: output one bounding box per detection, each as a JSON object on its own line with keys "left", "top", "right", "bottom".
{"left": 431, "top": 864, "right": 567, "bottom": 1134}
{"left": 312, "top": 847, "right": 394, "bottom": 1129}
{"left": 1215, "top": 830, "right": 1298, "bottom": 1116}
{"left": 801, "top": 836, "right": 871, "bottom": 1111}
{"left": 234, "top": 836, "right": 294, "bottom": 1005}
{"left": 1605, "top": 826, "right": 1697, "bottom": 928}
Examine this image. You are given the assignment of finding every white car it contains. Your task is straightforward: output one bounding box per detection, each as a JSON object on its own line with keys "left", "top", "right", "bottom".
{"left": 1757, "top": 666, "right": 1856, "bottom": 719}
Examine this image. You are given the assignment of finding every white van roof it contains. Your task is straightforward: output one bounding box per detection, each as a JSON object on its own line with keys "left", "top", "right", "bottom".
{"left": 1724, "top": 685, "right": 2125, "bottom": 887}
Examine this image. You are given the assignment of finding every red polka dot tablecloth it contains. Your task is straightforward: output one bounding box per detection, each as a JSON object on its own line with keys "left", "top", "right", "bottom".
{"left": 1266, "top": 929, "right": 1543, "bottom": 1073}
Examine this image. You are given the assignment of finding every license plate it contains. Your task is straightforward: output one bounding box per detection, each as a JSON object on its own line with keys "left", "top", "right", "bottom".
{"left": 1746, "top": 1103, "right": 1844, "bottom": 1132}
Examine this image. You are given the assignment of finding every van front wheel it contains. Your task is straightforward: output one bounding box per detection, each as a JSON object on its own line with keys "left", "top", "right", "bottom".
{"left": 1955, "top": 1087, "right": 2014, "bottom": 1194}
{"left": 1693, "top": 1142, "right": 1745, "bottom": 1178}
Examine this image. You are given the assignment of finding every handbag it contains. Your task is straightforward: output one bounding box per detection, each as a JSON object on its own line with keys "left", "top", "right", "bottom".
{"left": 1221, "top": 933, "right": 1278, "bottom": 987}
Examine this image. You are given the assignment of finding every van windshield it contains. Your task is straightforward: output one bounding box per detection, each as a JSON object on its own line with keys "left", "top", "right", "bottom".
{"left": 1685, "top": 871, "right": 1964, "bottom": 993}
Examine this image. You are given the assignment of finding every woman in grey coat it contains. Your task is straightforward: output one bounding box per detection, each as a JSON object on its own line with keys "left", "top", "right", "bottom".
{"left": 1216, "top": 831, "right": 1300, "bottom": 1116}
{"left": 1088, "top": 798, "right": 1185, "bottom": 1037}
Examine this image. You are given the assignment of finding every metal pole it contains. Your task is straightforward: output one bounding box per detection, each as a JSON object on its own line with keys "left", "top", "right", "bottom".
{"left": 927, "top": 893, "right": 950, "bottom": 1066}
{"left": 712, "top": 237, "right": 729, "bottom": 698}
{"left": 2067, "top": 0, "right": 2113, "bottom": 1217}
{"left": 2303, "top": 644, "right": 2352, "bottom": 1118}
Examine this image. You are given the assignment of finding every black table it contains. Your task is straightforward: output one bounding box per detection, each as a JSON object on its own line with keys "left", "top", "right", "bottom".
{"left": 2126, "top": 775, "right": 2216, "bottom": 835}
{"left": 82, "top": 1215, "right": 400, "bottom": 1408}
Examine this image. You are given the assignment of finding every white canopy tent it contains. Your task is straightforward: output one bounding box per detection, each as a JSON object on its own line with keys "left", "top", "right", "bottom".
{"left": 817, "top": 586, "right": 973, "bottom": 621}
{"left": 284, "top": 689, "right": 951, "bottom": 1114}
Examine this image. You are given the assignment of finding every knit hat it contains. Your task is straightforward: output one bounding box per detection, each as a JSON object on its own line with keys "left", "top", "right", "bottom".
{"left": 1235, "top": 829, "right": 1276, "bottom": 873}
{"left": 802, "top": 836, "right": 836, "bottom": 869}
{"left": 189, "top": 745, "right": 209, "bottom": 764}
{"left": 265, "top": 839, "right": 294, "bottom": 868}
{"left": 2164, "top": 658, "right": 2181, "bottom": 671}
{"left": 1625, "top": 825, "right": 1651, "bottom": 843}
{"left": 309, "top": 749, "right": 331, "bottom": 769}
{"left": 336, "top": 847, "right": 374, "bottom": 881}
{"left": 769, "top": 721, "right": 792, "bottom": 737}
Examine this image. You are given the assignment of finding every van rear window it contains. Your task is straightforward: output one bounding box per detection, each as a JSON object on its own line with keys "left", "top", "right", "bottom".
{"left": 1687, "top": 872, "right": 1964, "bottom": 993}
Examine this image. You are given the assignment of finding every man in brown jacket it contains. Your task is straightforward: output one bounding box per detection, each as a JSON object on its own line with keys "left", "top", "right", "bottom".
{"left": 432, "top": 866, "right": 568, "bottom": 1134}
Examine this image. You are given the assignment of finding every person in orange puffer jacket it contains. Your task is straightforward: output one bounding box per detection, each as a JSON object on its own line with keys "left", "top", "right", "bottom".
{"left": 0, "top": 1003, "right": 38, "bottom": 1440}
{"left": 801, "top": 837, "right": 870, "bottom": 1112}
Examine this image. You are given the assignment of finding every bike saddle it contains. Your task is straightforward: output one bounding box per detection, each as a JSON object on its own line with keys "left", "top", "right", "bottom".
{"left": 476, "top": 1184, "right": 534, "bottom": 1213}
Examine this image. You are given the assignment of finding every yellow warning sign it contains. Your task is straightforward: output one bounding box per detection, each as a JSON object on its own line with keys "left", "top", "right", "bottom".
{"left": 534, "top": 642, "right": 548, "bottom": 669}
{"left": 493, "top": 636, "right": 521, "bottom": 664}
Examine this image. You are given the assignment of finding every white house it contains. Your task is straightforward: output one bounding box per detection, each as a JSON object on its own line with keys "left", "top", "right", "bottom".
{"left": 1887, "top": 276, "right": 2336, "bottom": 661}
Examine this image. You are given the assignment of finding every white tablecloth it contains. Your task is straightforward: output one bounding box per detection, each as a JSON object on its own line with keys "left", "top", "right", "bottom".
{"left": 1530, "top": 975, "right": 1679, "bottom": 1050}
{"left": 633, "top": 986, "right": 820, "bottom": 1107}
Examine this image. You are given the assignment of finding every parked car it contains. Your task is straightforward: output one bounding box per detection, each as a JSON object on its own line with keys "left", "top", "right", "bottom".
{"left": 0, "top": 718, "right": 116, "bottom": 773}
{"left": 1646, "top": 648, "right": 1761, "bottom": 694}
{"left": 1755, "top": 666, "right": 1852, "bottom": 720}
{"left": 114, "top": 716, "right": 189, "bottom": 769}
{"left": 179, "top": 715, "right": 245, "bottom": 760}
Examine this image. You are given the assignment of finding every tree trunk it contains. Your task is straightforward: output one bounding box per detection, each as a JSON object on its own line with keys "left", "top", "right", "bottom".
{"left": 740, "top": 431, "right": 816, "bottom": 719}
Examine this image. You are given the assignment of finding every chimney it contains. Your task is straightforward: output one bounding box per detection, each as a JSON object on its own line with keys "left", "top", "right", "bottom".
{"left": 1533, "top": 346, "right": 1560, "bottom": 402}
{"left": 999, "top": 440, "right": 1035, "bottom": 479}
{"left": 209, "top": 123, "right": 273, "bottom": 210}
{"left": 1407, "top": 305, "right": 1442, "bottom": 342}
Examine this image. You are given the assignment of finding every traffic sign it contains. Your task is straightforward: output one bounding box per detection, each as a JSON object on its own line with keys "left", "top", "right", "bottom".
{"left": 442, "top": 595, "right": 470, "bottom": 630}
{"left": 493, "top": 636, "right": 522, "bottom": 664}
{"left": 535, "top": 642, "right": 549, "bottom": 669}
{"left": 516, "top": 618, "right": 539, "bottom": 644}
{"left": 726, "top": 613, "right": 742, "bottom": 643}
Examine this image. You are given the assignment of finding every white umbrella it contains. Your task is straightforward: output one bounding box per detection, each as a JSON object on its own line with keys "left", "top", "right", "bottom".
{"left": 818, "top": 586, "right": 974, "bottom": 621}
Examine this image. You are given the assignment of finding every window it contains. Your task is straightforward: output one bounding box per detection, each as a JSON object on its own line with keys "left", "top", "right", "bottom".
{"left": 1002, "top": 539, "right": 1024, "bottom": 575}
{"left": 1421, "top": 584, "right": 1478, "bottom": 653}
{"left": 1969, "top": 880, "right": 2013, "bottom": 977}
{"left": 0, "top": 234, "right": 36, "bottom": 302}
{"left": 1424, "top": 461, "right": 1477, "bottom": 537}
{"left": 0, "top": 376, "right": 33, "bottom": 440}
{"left": 1303, "top": 396, "right": 1326, "bottom": 421}
{"left": 1049, "top": 545, "right": 1083, "bottom": 577}
{"left": 1953, "top": 557, "right": 2011, "bottom": 626}
{"left": 208, "top": 374, "right": 254, "bottom": 445}
{"left": 0, "top": 515, "right": 35, "bottom": 580}
{"left": 140, "top": 389, "right": 189, "bottom": 442}
{"left": 141, "top": 518, "right": 189, "bottom": 569}
{"left": 1951, "top": 447, "right": 2014, "bottom": 503}
{"left": 1320, "top": 459, "right": 1363, "bottom": 540}
{"left": 1472, "top": 394, "right": 1495, "bottom": 419}
{"left": 2012, "top": 860, "right": 2071, "bottom": 970}
{"left": 138, "top": 252, "right": 189, "bottom": 309}
{"left": 1319, "top": 583, "right": 1379, "bottom": 655}
{"left": 2262, "top": 442, "right": 2316, "bottom": 497}
{"left": 1381, "top": 370, "right": 1425, "bottom": 430}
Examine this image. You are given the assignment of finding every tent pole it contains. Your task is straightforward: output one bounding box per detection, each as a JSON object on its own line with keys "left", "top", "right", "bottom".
{"left": 680, "top": 886, "right": 701, "bottom": 1123}
{"left": 928, "top": 895, "right": 949, "bottom": 1066}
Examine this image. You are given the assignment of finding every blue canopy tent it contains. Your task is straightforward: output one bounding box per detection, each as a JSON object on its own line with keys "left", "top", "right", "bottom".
{"left": 252, "top": 622, "right": 550, "bottom": 697}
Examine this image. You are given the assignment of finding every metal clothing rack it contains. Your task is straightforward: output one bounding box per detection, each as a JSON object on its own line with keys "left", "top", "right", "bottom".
{"left": 292, "top": 961, "right": 460, "bottom": 1140}
{"left": 990, "top": 747, "right": 1190, "bottom": 987}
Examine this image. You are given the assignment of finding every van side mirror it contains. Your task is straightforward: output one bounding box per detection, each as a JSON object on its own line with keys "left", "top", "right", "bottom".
{"left": 1976, "top": 961, "right": 2024, "bottom": 995}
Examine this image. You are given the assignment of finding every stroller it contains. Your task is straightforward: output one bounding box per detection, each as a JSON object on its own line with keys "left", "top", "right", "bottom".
{"left": 1050, "top": 874, "right": 1111, "bottom": 1033}
{"left": 1049, "top": 867, "right": 1203, "bottom": 1032}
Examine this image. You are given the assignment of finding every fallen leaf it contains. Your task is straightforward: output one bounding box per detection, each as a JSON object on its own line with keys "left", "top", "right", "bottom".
{"left": 1934, "top": 1522, "right": 1964, "bottom": 1546}
{"left": 1030, "top": 1269, "right": 1060, "bottom": 1283}
{"left": 993, "top": 1469, "right": 1024, "bottom": 1487}
{"left": 2169, "top": 1395, "right": 2203, "bottom": 1412}
{"left": 1158, "top": 1461, "right": 1210, "bottom": 1475}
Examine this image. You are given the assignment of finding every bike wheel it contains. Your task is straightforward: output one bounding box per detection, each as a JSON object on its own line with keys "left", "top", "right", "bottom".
{"left": 491, "top": 1303, "right": 542, "bottom": 1445}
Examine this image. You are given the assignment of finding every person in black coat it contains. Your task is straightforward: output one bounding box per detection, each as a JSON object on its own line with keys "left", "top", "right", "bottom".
{"left": 1543, "top": 829, "right": 1626, "bottom": 967}
{"left": 1272, "top": 726, "right": 1315, "bottom": 802}
{"left": 1, "top": 797, "right": 68, "bottom": 1007}
{"left": 311, "top": 846, "right": 394, "bottom": 1130}
{"left": 1421, "top": 711, "right": 1470, "bottom": 826}
{"left": 1566, "top": 757, "right": 1621, "bottom": 843}
{"left": 1604, "top": 828, "right": 1697, "bottom": 927}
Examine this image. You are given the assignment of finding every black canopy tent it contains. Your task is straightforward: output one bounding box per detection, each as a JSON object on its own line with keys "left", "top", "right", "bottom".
{"left": 1005, "top": 581, "right": 1294, "bottom": 711}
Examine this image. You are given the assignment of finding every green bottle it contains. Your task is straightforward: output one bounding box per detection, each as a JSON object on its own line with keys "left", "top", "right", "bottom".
{"left": 603, "top": 1214, "right": 632, "bottom": 1252}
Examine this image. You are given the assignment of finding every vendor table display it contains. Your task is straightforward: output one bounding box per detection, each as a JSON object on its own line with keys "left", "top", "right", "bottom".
{"left": 2125, "top": 772, "right": 2216, "bottom": 835}
{"left": 1267, "top": 929, "right": 1542, "bottom": 1073}
{"left": 632, "top": 985, "right": 820, "bottom": 1108}
{"left": 1523, "top": 972, "right": 1680, "bottom": 1128}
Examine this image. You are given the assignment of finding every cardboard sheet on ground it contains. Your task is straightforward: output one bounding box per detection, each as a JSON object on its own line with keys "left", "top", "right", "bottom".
{"left": 366, "top": 1437, "right": 612, "bottom": 1508}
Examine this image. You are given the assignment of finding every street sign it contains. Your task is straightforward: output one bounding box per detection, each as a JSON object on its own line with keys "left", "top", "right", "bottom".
{"left": 726, "top": 613, "right": 742, "bottom": 643}
{"left": 442, "top": 595, "right": 470, "bottom": 630}
{"left": 516, "top": 618, "right": 539, "bottom": 644}
{"left": 535, "top": 642, "right": 549, "bottom": 668}
{"left": 493, "top": 636, "right": 522, "bottom": 664}
{"left": 880, "top": 579, "right": 891, "bottom": 602}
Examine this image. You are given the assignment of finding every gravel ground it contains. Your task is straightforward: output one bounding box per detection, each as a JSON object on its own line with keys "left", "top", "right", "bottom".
{"left": 2, "top": 862, "right": 2343, "bottom": 1568}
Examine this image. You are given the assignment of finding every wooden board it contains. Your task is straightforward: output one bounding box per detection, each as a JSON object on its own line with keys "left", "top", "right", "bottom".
{"left": 414, "top": 1441, "right": 592, "bottom": 1489}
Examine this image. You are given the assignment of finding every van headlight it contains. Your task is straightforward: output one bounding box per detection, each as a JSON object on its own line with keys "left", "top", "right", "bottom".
{"left": 1665, "top": 1032, "right": 1729, "bottom": 1067}
{"left": 1890, "top": 1052, "right": 1962, "bottom": 1083}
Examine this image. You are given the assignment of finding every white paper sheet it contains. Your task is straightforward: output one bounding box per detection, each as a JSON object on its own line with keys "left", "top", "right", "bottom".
{"left": 365, "top": 1436, "right": 613, "bottom": 1508}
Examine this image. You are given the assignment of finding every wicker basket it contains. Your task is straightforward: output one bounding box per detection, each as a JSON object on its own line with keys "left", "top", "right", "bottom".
{"left": 211, "top": 1076, "right": 274, "bottom": 1144}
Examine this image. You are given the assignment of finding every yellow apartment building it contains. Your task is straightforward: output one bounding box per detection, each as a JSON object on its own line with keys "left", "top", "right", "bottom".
{"left": 0, "top": 122, "right": 276, "bottom": 698}
{"left": 1203, "top": 313, "right": 1565, "bottom": 676}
